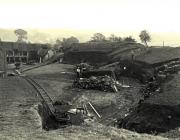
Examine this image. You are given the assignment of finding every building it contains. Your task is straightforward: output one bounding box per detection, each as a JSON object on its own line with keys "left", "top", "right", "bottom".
{"left": 0, "top": 41, "right": 50, "bottom": 64}
{"left": 38, "top": 47, "right": 55, "bottom": 63}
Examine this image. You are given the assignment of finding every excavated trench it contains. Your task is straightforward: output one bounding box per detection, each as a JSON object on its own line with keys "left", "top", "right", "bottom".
{"left": 35, "top": 68, "right": 162, "bottom": 132}
{"left": 118, "top": 74, "right": 180, "bottom": 135}
{"left": 118, "top": 103, "right": 180, "bottom": 134}
{"left": 37, "top": 102, "right": 59, "bottom": 130}
{"left": 35, "top": 59, "right": 180, "bottom": 135}
{"left": 36, "top": 76, "right": 179, "bottom": 135}
{"left": 37, "top": 101, "right": 84, "bottom": 130}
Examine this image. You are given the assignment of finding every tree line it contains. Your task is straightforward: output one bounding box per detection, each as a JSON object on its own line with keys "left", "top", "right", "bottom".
{"left": 90, "top": 30, "right": 151, "bottom": 46}
{"left": 11, "top": 29, "right": 151, "bottom": 51}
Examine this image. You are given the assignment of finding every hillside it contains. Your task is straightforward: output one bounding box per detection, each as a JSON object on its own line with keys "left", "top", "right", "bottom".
{"left": 67, "top": 42, "right": 120, "bottom": 52}
{"left": 135, "top": 47, "right": 180, "bottom": 64}
{"left": 108, "top": 42, "right": 145, "bottom": 61}
{"left": 63, "top": 42, "right": 146, "bottom": 64}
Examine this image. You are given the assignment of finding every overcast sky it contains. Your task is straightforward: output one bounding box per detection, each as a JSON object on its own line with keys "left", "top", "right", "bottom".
{"left": 0, "top": 0, "right": 180, "bottom": 46}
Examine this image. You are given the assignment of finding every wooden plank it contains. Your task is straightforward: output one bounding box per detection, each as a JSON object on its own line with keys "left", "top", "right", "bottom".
{"left": 88, "top": 102, "right": 101, "bottom": 118}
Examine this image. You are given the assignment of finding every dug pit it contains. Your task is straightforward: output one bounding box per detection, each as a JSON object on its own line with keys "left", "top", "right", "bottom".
{"left": 118, "top": 74, "right": 180, "bottom": 137}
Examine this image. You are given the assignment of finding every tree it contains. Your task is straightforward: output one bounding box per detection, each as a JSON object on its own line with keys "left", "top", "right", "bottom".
{"left": 62, "top": 36, "right": 79, "bottom": 48}
{"left": 56, "top": 38, "right": 62, "bottom": 45}
{"left": 123, "top": 36, "right": 136, "bottom": 43}
{"left": 14, "top": 29, "right": 28, "bottom": 43}
{"left": 90, "top": 33, "right": 106, "bottom": 42}
{"left": 109, "top": 34, "right": 122, "bottom": 42}
{"left": 139, "top": 30, "right": 151, "bottom": 47}
{"left": 54, "top": 38, "right": 62, "bottom": 52}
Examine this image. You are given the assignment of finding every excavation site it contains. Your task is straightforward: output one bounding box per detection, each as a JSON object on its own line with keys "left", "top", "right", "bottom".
{"left": 1, "top": 33, "right": 180, "bottom": 140}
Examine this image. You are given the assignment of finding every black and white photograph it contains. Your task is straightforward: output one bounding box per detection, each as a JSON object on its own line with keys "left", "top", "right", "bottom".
{"left": 0, "top": 0, "right": 180, "bottom": 139}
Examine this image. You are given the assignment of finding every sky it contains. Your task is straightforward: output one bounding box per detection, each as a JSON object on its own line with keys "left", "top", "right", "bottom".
{"left": 0, "top": 0, "right": 180, "bottom": 46}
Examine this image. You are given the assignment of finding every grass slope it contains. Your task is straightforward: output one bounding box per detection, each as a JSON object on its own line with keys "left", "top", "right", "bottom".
{"left": 136, "top": 47, "right": 180, "bottom": 64}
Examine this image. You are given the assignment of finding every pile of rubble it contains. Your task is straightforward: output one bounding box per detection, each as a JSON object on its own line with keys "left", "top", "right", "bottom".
{"left": 73, "top": 75, "right": 118, "bottom": 92}
{"left": 155, "top": 59, "right": 180, "bottom": 75}
{"left": 139, "top": 80, "right": 159, "bottom": 100}
{"left": 138, "top": 59, "right": 180, "bottom": 101}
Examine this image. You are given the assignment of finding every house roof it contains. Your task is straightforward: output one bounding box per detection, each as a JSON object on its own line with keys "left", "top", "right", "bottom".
{"left": 0, "top": 41, "right": 49, "bottom": 51}
{"left": 38, "top": 48, "right": 50, "bottom": 57}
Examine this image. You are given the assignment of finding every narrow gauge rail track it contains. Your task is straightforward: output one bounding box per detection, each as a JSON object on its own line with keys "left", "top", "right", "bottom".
{"left": 21, "top": 63, "right": 49, "bottom": 73}
{"left": 23, "top": 76, "right": 55, "bottom": 115}
{"left": 22, "top": 75, "right": 72, "bottom": 128}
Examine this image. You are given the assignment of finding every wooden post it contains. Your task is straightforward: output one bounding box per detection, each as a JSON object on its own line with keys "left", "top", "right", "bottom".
{"left": 27, "top": 51, "right": 29, "bottom": 63}
{"left": 40, "top": 57, "right": 42, "bottom": 63}
{"left": 3, "top": 48, "right": 7, "bottom": 78}
{"left": 13, "top": 51, "right": 15, "bottom": 63}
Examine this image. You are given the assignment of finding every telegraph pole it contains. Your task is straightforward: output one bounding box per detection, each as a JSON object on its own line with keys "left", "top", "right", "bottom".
{"left": 0, "top": 47, "right": 7, "bottom": 78}
{"left": 4, "top": 48, "right": 7, "bottom": 77}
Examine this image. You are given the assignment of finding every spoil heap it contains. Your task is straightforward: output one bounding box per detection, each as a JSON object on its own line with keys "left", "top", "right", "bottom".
{"left": 73, "top": 75, "right": 117, "bottom": 92}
